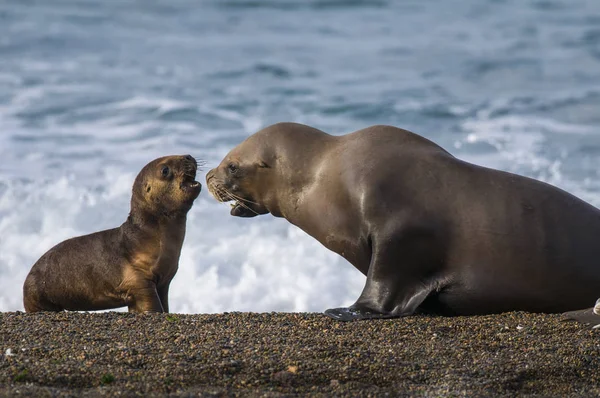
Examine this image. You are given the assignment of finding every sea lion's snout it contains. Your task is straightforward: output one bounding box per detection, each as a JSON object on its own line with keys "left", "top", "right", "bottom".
{"left": 205, "top": 169, "right": 223, "bottom": 201}
{"left": 205, "top": 162, "right": 268, "bottom": 218}
{"left": 206, "top": 168, "right": 243, "bottom": 208}
{"left": 182, "top": 154, "right": 199, "bottom": 175}
{"left": 178, "top": 155, "right": 202, "bottom": 198}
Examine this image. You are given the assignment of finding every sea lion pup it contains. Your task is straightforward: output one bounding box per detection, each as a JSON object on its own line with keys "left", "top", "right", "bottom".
{"left": 206, "top": 122, "right": 600, "bottom": 321}
{"left": 23, "top": 155, "right": 201, "bottom": 313}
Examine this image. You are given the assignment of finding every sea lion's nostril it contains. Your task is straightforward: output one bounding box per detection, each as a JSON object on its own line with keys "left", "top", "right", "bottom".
{"left": 185, "top": 155, "right": 194, "bottom": 162}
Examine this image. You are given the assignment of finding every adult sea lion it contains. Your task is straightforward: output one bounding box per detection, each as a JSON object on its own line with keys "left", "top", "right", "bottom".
{"left": 23, "top": 155, "right": 201, "bottom": 313}
{"left": 206, "top": 122, "right": 600, "bottom": 321}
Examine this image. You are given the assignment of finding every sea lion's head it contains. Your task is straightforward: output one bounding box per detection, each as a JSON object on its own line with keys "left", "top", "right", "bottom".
{"left": 205, "top": 134, "right": 275, "bottom": 218}
{"left": 206, "top": 123, "right": 327, "bottom": 218}
{"left": 132, "top": 155, "right": 202, "bottom": 217}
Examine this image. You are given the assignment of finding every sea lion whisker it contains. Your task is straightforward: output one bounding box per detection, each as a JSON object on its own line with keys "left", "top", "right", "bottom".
{"left": 192, "top": 159, "right": 208, "bottom": 170}
{"left": 215, "top": 186, "right": 233, "bottom": 204}
{"left": 218, "top": 189, "right": 228, "bottom": 203}
{"left": 214, "top": 186, "right": 230, "bottom": 203}
{"left": 222, "top": 190, "right": 261, "bottom": 206}
{"left": 217, "top": 187, "right": 259, "bottom": 215}
{"left": 223, "top": 192, "right": 261, "bottom": 213}
{"left": 217, "top": 187, "right": 238, "bottom": 204}
{"left": 214, "top": 185, "right": 242, "bottom": 202}
{"left": 184, "top": 163, "right": 197, "bottom": 172}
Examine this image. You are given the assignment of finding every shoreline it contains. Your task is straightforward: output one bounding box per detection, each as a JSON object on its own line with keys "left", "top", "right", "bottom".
{"left": 1, "top": 311, "right": 599, "bottom": 397}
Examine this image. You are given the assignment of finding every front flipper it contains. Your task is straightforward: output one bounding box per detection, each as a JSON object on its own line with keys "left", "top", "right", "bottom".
{"left": 324, "top": 227, "right": 445, "bottom": 322}
{"left": 324, "top": 306, "right": 398, "bottom": 321}
{"left": 128, "top": 283, "right": 164, "bottom": 313}
{"left": 324, "top": 282, "right": 434, "bottom": 321}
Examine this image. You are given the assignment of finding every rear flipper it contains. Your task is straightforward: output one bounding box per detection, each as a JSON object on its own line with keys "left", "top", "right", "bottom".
{"left": 563, "top": 299, "right": 600, "bottom": 329}
{"left": 23, "top": 274, "right": 63, "bottom": 312}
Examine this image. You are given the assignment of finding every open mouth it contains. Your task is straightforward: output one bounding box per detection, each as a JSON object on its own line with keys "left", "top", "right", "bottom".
{"left": 229, "top": 201, "right": 258, "bottom": 217}
{"left": 182, "top": 180, "right": 201, "bottom": 190}
{"left": 180, "top": 173, "right": 202, "bottom": 193}
{"left": 181, "top": 156, "right": 201, "bottom": 193}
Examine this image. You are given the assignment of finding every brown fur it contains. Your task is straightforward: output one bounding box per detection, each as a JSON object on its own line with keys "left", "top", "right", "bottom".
{"left": 207, "top": 122, "right": 600, "bottom": 322}
{"left": 23, "top": 155, "right": 201, "bottom": 313}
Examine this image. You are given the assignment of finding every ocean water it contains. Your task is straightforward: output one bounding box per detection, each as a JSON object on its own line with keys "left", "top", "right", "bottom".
{"left": 1, "top": 0, "right": 600, "bottom": 313}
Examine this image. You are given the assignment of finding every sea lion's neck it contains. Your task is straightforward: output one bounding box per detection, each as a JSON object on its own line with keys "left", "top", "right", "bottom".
{"left": 125, "top": 205, "right": 187, "bottom": 241}
{"left": 121, "top": 209, "right": 185, "bottom": 268}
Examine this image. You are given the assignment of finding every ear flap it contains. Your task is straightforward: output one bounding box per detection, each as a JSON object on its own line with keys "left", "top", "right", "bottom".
{"left": 258, "top": 161, "right": 270, "bottom": 168}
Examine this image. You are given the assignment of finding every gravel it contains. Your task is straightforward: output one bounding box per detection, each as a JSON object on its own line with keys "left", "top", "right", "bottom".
{"left": 1, "top": 311, "right": 599, "bottom": 397}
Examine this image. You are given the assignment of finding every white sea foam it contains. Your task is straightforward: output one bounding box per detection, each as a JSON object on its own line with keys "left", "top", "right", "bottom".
{"left": 457, "top": 113, "right": 600, "bottom": 205}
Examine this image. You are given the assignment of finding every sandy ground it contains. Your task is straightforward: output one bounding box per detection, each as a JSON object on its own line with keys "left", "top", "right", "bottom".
{"left": 0, "top": 311, "right": 599, "bottom": 397}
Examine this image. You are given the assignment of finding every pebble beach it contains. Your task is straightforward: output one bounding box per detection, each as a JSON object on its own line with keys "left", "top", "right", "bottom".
{"left": 1, "top": 311, "right": 599, "bottom": 397}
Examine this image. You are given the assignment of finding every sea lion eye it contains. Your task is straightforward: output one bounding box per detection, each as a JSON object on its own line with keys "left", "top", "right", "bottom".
{"left": 228, "top": 163, "right": 238, "bottom": 174}
{"left": 161, "top": 166, "right": 170, "bottom": 177}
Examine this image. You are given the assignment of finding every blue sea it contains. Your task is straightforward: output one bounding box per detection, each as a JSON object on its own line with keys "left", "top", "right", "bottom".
{"left": 1, "top": 0, "right": 599, "bottom": 313}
